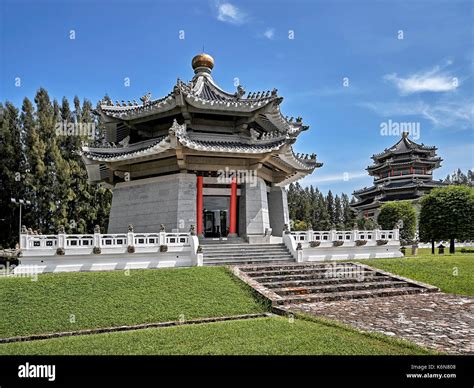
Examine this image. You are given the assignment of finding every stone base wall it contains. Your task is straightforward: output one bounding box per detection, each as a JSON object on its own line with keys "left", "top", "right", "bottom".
{"left": 108, "top": 173, "right": 197, "bottom": 233}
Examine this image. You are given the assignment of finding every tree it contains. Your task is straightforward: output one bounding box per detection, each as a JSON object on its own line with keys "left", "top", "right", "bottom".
{"left": 334, "top": 194, "right": 344, "bottom": 229}
{"left": 419, "top": 186, "right": 474, "bottom": 253}
{"left": 377, "top": 201, "right": 417, "bottom": 243}
{"left": 444, "top": 168, "right": 473, "bottom": 186}
{"left": 341, "top": 193, "right": 355, "bottom": 228}
{"left": 326, "top": 190, "right": 335, "bottom": 227}
{"left": 0, "top": 102, "right": 25, "bottom": 247}
{"left": 0, "top": 90, "right": 112, "bottom": 247}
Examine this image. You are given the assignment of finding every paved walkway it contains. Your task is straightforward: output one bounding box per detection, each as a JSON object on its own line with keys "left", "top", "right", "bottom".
{"left": 286, "top": 293, "right": 474, "bottom": 354}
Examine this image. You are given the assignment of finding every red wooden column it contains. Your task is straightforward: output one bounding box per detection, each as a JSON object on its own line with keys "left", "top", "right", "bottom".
{"left": 196, "top": 176, "right": 203, "bottom": 236}
{"left": 229, "top": 177, "right": 237, "bottom": 236}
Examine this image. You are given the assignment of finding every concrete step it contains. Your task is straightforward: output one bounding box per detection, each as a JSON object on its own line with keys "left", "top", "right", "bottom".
{"left": 199, "top": 238, "right": 246, "bottom": 245}
{"left": 201, "top": 244, "right": 287, "bottom": 252}
{"left": 275, "top": 286, "right": 430, "bottom": 305}
{"left": 204, "top": 255, "right": 293, "bottom": 262}
{"left": 249, "top": 270, "right": 385, "bottom": 283}
{"left": 260, "top": 274, "right": 394, "bottom": 288}
{"left": 202, "top": 247, "right": 286, "bottom": 253}
{"left": 204, "top": 257, "right": 295, "bottom": 266}
{"left": 243, "top": 265, "right": 365, "bottom": 277}
{"left": 203, "top": 252, "right": 292, "bottom": 260}
{"left": 272, "top": 280, "right": 411, "bottom": 296}
{"left": 240, "top": 263, "right": 336, "bottom": 272}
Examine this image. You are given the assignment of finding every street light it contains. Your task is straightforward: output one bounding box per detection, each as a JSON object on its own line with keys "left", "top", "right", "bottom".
{"left": 11, "top": 198, "right": 31, "bottom": 249}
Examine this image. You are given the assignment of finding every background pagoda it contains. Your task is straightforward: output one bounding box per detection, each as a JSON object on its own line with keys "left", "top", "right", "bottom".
{"left": 351, "top": 132, "right": 445, "bottom": 219}
{"left": 81, "top": 53, "right": 321, "bottom": 240}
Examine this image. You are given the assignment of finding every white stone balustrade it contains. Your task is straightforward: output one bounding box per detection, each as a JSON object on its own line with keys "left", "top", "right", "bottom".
{"left": 284, "top": 228, "right": 402, "bottom": 261}
{"left": 20, "top": 230, "right": 191, "bottom": 257}
{"left": 290, "top": 228, "right": 399, "bottom": 243}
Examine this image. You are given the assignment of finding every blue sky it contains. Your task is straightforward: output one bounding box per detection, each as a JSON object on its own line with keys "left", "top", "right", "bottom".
{"left": 1, "top": 0, "right": 473, "bottom": 196}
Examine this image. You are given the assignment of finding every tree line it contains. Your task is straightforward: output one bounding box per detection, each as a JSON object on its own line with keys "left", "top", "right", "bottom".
{"left": 0, "top": 89, "right": 112, "bottom": 248}
{"left": 287, "top": 183, "right": 359, "bottom": 230}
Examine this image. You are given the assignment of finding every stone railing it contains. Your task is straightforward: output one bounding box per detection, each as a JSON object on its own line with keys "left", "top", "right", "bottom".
{"left": 20, "top": 229, "right": 192, "bottom": 257}
{"left": 283, "top": 228, "right": 402, "bottom": 262}
{"left": 290, "top": 229, "right": 399, "bottom": 243}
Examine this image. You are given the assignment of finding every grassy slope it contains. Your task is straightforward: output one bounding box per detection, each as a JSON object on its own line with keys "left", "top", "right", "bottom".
{"left": 0, "top": 267, "right": 265, "bottom": 339}
{"left": 0, "top": 316, "right": 433, "bottom": 356}
{"left": 361, "top": 253, "right": 474, "bottom": 296}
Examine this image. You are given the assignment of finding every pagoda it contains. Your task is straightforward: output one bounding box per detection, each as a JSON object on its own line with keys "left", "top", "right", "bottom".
{"left": 351, "top": 132, "right": 445, "bottom": 219}
{"left": 81, "top": 53, "right": 321, "bottom": 241}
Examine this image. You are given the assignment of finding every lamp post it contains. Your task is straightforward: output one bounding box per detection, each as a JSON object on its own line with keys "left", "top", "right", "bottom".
{"left": 11, "top": 198, "right": 31, "bottom": 248}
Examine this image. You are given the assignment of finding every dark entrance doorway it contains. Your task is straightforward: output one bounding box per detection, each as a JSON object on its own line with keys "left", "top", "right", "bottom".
{"left": 203, "top": 196, "right": 237, "bottom": 238}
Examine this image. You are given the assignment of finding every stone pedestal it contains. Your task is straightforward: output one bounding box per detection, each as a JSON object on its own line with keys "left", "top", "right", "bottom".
{"left": 240, "top": 177, "right": 270, "bottom": 243}
{"left": 268, "top": 185, "right": 290, "bottom": 237}
{"left": 107, "top": 173, "right": 197, "bottom": 233}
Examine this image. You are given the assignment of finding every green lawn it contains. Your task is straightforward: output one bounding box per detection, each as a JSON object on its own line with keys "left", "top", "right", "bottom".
{"left": 0, "top": 316, "right": 433, "bottom": 355}
{"left": 361, "top": 253, "right": 474, "bottom": 296}
{"left": 0, "top": 267, "right": 266, "bottom": 339}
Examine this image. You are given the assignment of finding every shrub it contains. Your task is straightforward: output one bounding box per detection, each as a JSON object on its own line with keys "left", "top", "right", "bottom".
{"left": 127, "top": 245, "right": 135, "bottom": 254}
{"left": 377, "top": 201, "right": 416, "bottom": 243}
{"left": 309, "top": 241, "right": 321, "bottom": 248}
{"left": 56, "top": 247, "right": 65, "bottom": 256}
{"left": 93, "top": 246, "right": 101, "bottom": 255}
{"left": 355, "top": 240, "right": 367, "bottom": 246}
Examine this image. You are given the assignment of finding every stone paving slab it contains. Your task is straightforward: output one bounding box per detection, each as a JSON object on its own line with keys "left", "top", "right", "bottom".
{"left": 284, "top": 293, "right": 474, "bottom": 354}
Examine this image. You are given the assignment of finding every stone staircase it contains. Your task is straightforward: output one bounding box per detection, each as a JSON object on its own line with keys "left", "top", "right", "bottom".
{"left": 202, "top": 243, "right": 295, "bottom": 266}
{"left": 234, "top": 262, "right": 439, "bottom": 305}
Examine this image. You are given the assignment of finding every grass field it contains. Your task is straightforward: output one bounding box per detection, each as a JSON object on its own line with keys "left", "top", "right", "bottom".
{"left": 0, "top": 316, "right": 433, "bottom": 356}
{"left": 361, "top": 253, "right": 474, "bottom": 296}
{"left": 2, "top": 253, "right": 468, "bottom": 355}
{"left": 0, "top": 266, "right": 266, "bottom": 339}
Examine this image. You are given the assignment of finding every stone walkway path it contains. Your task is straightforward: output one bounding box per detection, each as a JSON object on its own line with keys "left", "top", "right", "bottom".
{"left": 285, "top": 293, "right": 473, "bottom": 354}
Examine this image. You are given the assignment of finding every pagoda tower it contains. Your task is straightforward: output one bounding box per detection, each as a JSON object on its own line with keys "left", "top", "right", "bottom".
{"left": 81, "top": 53, "right": 322, "bottom": 241}
{"left": 351, "top": 132, "right": 445, "bottom": 219}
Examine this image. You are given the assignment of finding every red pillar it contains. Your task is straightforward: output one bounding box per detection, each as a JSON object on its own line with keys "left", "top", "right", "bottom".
{"left": 229, "top": 177, "right": 237, "bottom": 236}
{"left": 196, "top": 176, "right": 203, "bottom": 236}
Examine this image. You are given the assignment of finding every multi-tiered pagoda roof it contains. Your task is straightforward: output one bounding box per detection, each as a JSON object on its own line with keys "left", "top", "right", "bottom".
{"left": 81, "top": 53, "right": 321, "bottom": 187}
{"left": 351, "top": 132, "right": 445, "bottom": 218}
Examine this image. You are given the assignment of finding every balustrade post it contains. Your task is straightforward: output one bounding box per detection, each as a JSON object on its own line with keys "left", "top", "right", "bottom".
{"left": 159, "top": 224, "right": 166, "bottom": 246}
{"left": 127, "top": 232, "right": 134, "bottom": 247}
{"left": 393, "top": 227, "right": 400, "bottom": 241}
{"left": 330, "top": 229, "right": 337, "bottom": 242}
{"left": 93, "top": 225, "right": 101, "bottom": 248}
{"left": 374, "top": 227, "right": 381, "bottom": 240}
{"left": 58, "top": 231, "right": 66, "bottom": 250}
{"left": 352, "top": 229, "right": 358, "bottom": 241}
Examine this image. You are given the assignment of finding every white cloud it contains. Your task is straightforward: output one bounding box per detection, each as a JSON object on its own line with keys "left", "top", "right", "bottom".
{"left": 384, "top": 65, "right": 459, "bottom": 94}
{"left": 360, "top": 99, "right": 474, "bottom": 129}
{"left": 302, "top": 171, "right": 368, "bottom": 185}
{"left": 263, "top": 28, "right": 275, "bottom": 39}
{"left": 215, "top": 2, "right": 246, "bottom": 25}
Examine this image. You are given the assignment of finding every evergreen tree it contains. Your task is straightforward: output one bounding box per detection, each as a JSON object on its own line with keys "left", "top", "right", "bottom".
{"left": 341, "top": 193, "right": 355, "bottom": 228}
{"left": 0, "top": 102, "right": 25, "bottom": 246}
{"left": 326, "top": 190, "right": 335, "bottom": 227}
{"left": 334, "top": 194, "right": 343, "bottom": 228}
